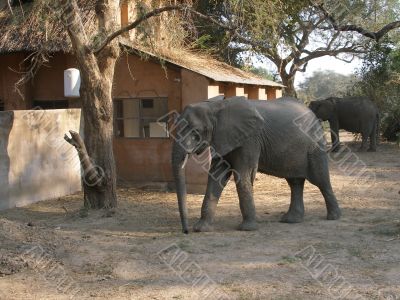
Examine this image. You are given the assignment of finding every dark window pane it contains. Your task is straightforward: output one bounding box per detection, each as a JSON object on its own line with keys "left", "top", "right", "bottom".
{"left": 114, "top": 119, "right": 125, "bottom": 137}
{"left": 54, "top": 100, "right": 69, "bottom": 109}
{"left": 114, "top": 101, "right": 124, "bottom": 118}
{"left": 141, "top": 98, "right": 168, "bottom": 119}
{"left": 142, "top": 99, "right": 154, "bottom": 108}
{"left": 33, "top": 100, "right": 68, "bottom": 109}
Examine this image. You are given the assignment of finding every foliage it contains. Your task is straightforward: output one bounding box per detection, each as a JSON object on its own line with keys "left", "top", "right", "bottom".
{"left": 244, "top": 65, "right": 275, "bottom": 81}
{"left": 352, "top": 39, "right": 400, "bottom": 141}
{"left": 297, "top": 70, "right": 358, "bottom": 104}
{"left": 190, "top": 0, "right": 243, "bottom": 67}
{"left": 190, "top": 0, "right": 400, "bottom": 96}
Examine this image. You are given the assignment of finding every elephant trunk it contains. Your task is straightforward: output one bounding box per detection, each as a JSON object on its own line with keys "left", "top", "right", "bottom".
{"left": 172, "top": 140, "right": 189, "bottom": 234}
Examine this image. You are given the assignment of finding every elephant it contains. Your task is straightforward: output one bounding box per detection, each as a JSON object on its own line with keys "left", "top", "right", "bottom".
{"left": 171, "top": 96, "right": 341, "bottom": 234}
{"left": 309, "top": 97, "right": 380, "bottom": 152}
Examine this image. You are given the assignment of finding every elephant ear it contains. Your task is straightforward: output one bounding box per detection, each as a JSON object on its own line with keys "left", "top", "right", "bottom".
{"left": 211, "top": 96, "right": 264, "bottom": 156}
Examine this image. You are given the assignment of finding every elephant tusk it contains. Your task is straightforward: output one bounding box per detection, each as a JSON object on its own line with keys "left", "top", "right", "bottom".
{"left": 181, "top": 154, "right": 189, "bottom": 169}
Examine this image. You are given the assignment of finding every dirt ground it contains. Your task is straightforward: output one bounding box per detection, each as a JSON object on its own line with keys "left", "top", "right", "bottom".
{"left": 1, "top": 133, "right": 400, "bottom": 300}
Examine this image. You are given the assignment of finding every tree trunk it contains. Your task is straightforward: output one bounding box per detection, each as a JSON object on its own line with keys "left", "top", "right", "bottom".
{"left": 59, "top": 0, "right": 182, "bottom": 209}
{"left": 81, "top": 80, "right": 117, "bottom": 209}
{"left": 60, "top": 0, "right": 120, "bottom": 209}
{"left": 65, "top": 71, "right": 118, "bottom": 209}
{"left": 281, "top": 73, "right": 297, "bottom": 98}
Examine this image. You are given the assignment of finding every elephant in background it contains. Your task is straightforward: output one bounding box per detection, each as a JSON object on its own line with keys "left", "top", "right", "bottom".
{"left": 172, "top": 96, "right": 341, "bottom": 234}
{"left": 309, "top": 96, "right": 380, "bottom": 152}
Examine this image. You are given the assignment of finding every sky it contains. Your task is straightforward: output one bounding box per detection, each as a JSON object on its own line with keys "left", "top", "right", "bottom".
{"left": 293, "top": 56, "right": 362, "bottom": 87}
{"left": 259, "top": 55, "right": 362, "bottom": 87}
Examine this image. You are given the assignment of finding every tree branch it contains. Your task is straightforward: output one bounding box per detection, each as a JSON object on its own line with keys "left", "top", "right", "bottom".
{"left": 188, "top": 8, "right": 272, "bottom": 51}
{"left": 64, "top": 130, "right": 105, "bottom": 188}
{"left": 301, "top": 46, "right": 365, "bottom": 64}
{"left": 315, "top": 3, "right": 400, "bottom": 41}
{"left": 93, "top": 5, "right": 184, "bottom": 54}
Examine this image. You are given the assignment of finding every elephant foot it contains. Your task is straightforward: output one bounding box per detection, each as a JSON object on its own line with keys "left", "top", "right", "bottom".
{"left": 237, "top": 220, "right": 258, "bottom": 231}
{"left": 327, "top": 208, "right": 341, "bottom": 220}
{"left": 280, "top": 211, "right": 304, "bottom": 223}
{"left": 193, "top": 219, "right": 214, "bottom": 232}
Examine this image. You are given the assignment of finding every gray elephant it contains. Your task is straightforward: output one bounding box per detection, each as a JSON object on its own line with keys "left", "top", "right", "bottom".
{"left": 309, "top": 97, "right": 379, "bottom": 152}
{"left": 171, "top": 96, "right": 341, "bottom": 234}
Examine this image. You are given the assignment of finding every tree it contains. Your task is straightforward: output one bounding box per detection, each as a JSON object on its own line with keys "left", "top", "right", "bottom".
{"left": 297, "top": 70, "right": 358, "bottom": 103}
{"left": 189, "top": 0, "right": 400, "bottom": 97}
{"left": 5, "top": 0, "right": 187, "bottom": 209}
{"left": 58, "top": 0, "right": 189, "bottom": 209}
{"left": 352, "top": 40, "right": 400, "bottom": 141}
{"left": 245, "top": 66, "right": 276, "bottom": 81}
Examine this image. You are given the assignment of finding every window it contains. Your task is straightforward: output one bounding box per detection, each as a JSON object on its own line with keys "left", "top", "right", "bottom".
{"left": 114, "top": 98, "right": 169, "bottom": 138}
{"left": 32, "top": 100, "right": 69, "bottom": 110}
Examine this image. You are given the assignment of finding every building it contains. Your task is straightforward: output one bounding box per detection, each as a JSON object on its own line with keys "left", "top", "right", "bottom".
{"left": 0, "top": 1, "right": 284, "bottom": 193}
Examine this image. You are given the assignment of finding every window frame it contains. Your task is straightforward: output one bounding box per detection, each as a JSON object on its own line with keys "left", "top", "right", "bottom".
{"left": 113, "top": 97, "right": 169, "bottom": 139}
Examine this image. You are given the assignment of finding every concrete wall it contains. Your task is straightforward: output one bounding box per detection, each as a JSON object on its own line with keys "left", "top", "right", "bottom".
{"left": 0, "top": 109, "right": 82, "bottom": 210}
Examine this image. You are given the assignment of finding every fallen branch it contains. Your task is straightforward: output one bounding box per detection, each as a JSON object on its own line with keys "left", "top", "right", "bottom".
{"left": 64, "top": 130, "right": 105, "bottom": 188}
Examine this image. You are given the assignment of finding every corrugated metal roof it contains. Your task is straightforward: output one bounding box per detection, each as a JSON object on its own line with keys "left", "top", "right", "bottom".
{"left": 122, "top": 43, "right": 284, "bottom": 88}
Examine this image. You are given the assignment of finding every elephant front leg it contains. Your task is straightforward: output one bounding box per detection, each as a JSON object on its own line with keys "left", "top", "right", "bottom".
{"left": 193, "top": 162, "right": 232, "bottom": 232}
{"left": 234, "top": 169, "right": 258, "bottom": 231}
{"left": 281, "top": 178, "right": 305, "bottom": 223}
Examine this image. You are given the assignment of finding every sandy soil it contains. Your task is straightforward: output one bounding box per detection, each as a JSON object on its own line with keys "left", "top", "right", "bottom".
{"left": 1, "top": 133, "right": 399, "bottom": 300}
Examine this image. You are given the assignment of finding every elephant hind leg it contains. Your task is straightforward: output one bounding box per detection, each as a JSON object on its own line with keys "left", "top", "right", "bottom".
{"left": 280, "top": 178, "right": 305, "bottom": 223}
{"left": 307, "top": 151, "right": 341, "bottom": 220}
{"left": 368, "top": 122, "right": 377, "bottom": 152}
{"left": 358, "top": 131, "right": 369, "bottom": 152}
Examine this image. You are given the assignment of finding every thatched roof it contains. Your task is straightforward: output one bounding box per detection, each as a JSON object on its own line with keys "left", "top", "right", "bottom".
{"left": 0, "top": 1, "right": 283, "bottom": 88}
{"left": 124, "top": 44, "right": 284, "bottom": 87}
{"left": 0, "top": 0, "right": 97, "bottom": 53}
